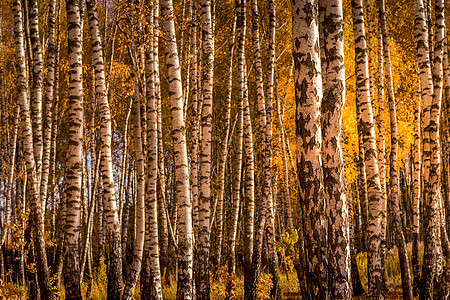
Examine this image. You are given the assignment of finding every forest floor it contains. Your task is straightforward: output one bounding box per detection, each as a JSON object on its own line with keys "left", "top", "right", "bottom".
{"left": 0, "top": 242, "right": 422, "bottom": 299}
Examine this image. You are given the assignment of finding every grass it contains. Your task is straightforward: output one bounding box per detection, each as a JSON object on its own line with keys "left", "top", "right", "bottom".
{"left": 0, "top": 243, "right": 424, "bottom": 299}
{"left": 357, "top": 242, "right": 423, "bottom": 292}
{"left": 161, "top": 268, "right": 299, "bottom": 300}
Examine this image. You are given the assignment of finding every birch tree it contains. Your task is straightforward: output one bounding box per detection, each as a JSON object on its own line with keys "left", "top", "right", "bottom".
{"left": 64, "top": 0, "right": 84, "bottom": 298}
{"left": 11, "top": 0, "right": 54, "bottom": 297}
{"left": 28, "top": 0, "right": 43, "bottom": 177}
{"left": 229, "top": 0, "right": 245, "bottom": 276}
{"left": 292, "top": 0, "right": 327, "bottom": 298}
{"left": 378, "top": 0, "right": 413, "bottom": 298}
{"left": 412, "top": 86, "right": 421, "bottom": 296}
{"left": 413, "top": 0, "right": 444, "bottom": 296}
{"left": 265, "top": 1, "right": 281, "bottom": 298}
{"left": 196, "top": 0, "right": 214, "bottom": 298}
{"left": 40, "top": 0, "right": 57, "bottom": 213}
{"left": 320, "top": 0, "right": 350, "bottom": 298}
{"left": 246, "top": 0, "right": 269, "bottom": 297}
{"left": 351, "top": 0, "right": 385, "bottom": 297}
{"left": 376, "top": 11, "right": 388, "bottom": 287}
{"left": 86, "top": 1, "right": 123, "bottom": 297}
{"left": 213, "top": 14, "right": 236, "bottom": 267}
{"left": 161, "top": 0, "right": 193, "bottom": 297}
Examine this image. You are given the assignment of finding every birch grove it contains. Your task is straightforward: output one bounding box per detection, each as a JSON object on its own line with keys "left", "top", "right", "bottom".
{"left": 3, "top": 0, "right": 450, "bottom": 298}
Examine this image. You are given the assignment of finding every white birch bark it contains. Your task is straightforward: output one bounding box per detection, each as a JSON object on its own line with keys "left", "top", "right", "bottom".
{"left": 376, "top": 18, "right": 388, "bottom": 285}
{"left": 86, "top": 1, "right": 123, "bottom": 297}
{"left": 351, "top": 0, "right": 384, "bottom": 297}
{"left": 228, "top": 0, "right": 245, "bottom": 276}
{"left": 2, "top": 106, "right": 19, "bottom": 247}
{"left": 122, "top": 65, "right": 146, "bottom": 300}
{"left": 140, "top": 2, "right": 163, "bottom": 298}
{"left": 153, "top": 2, "right": 171, "bottom": 275}
{"left": 412, "top": 85, "right": 421, "bottom": 295}
{"left": 213, "top": 14, "right": 236, "bottom": 267}
{"left": 197, "top": 0, "right": 214, "bottom": 298}
{"left": 378, "top": 1, "right": 413, "bottom": 298}
{"left": 265, "top": 1, "right": 281, "bottom": 298}
{"left": 160, "top": 0, "right": 193, "bottom": 297}
{"left": 40, "top": 0, "right": 57, "bottom": 216}
{"left": 413, "top": 0, "right": 444, "bottom": 296}
{"left": 320, "top": 0, "right": 350, "bottom": 298}
{"left": 190, "top": 1, "right": 199, "bottom": 240}
{"left": 13, "top": 0, "right": 54, "bottom": 298}
{"left": 64, "top": 0, "right": 84, "bottom": 297}
{"left": 292, "top": 0, "right": 327, "bottom": 298}
{"left": 28, "top": 0, "right": 44, "bottom": 178}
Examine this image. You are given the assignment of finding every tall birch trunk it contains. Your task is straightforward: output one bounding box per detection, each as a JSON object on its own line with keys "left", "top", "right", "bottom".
{"left": 228, "top": 0, "right": 245, "bottom": 276}
{"left": 161, "top": 0, "right": 193, "bottom": 297}
{"left": 320, "top": 0, "right": 350, "bottom": 298}
{"left": 141, "top": 1, "right": 163, "bottom": 298}
{"left": 190, "top": 0, "right": 200, "bottom": 241}
{"left": 378, "top": 0, "right": 413, "bottom": 298}
{"left": 292, "top": 0, "right": 327, "bottom": 298}
{"left": 64, "top": 0, "right": 84, "bottom": 298}
{"left": 265, "top": 1, "right": 281, "bottom": 298}
{"left": 13, "top": 0, "right": 54, "bottom": 298}
{"left": 2, "top": 106, "right": 19, "bottom": 247}
{"left": 242, "top": 62, "right": 256, "bottom": 298}
{"left": 214, "top": 13, "right": 236, "bottom": 268}
{"left": 196, "top": 0, "right": 214, "bottom": 298}
{"left": 246, "top": 0, "right": 268, "bottom": 297}
{"left": 376, "top": 14, "right": 388, "bottom": 289}
{"left": 413, "top": 1, "right": 434, "bottom": 296}
{"left": 413, "top": 0, "right": 444, "bottom": 296}
{"left": 351, "top": 0, "right": 385, "bottom": 298}
{"left": 40, "top": 0, "right": 57, "bottom": 216}
{"left": 412, "top": 86, "right": 421, "bottom": 296}
{"left": 28, "top": 0, "right": 43, "bottom": 177}
{"left": 86, "top": 1, "right": 123, "bottom": 298}
{"left": 121, "top": 66, "right": 145, "bottom": 299}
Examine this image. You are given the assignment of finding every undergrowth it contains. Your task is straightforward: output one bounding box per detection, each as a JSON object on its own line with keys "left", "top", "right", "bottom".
{"left": 0, "top": 242, "right": 423, "bottom": 299}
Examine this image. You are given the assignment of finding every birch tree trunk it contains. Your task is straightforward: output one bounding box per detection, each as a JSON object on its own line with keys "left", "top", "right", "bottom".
{"left": 378, "top": 1, "right": 413, "bottom": 298}
{"left": 427, "top": 0, "right": 446, "bottom": 294}
{"left": 121, "top": 65, "right": 146, "bottom": 299}
{"left": 149, "top": 1, "right": 170, "bottom": 277}
{"left": 13, "top": 0, "right": 54, "bottom": 298}
{"left": 356, "top": 136, "right": 368, "bottom": 251}
{"left": 196, "top": 0, "right": 214, "bottom": 298}
{"left": 161, "top": 0, "right": 193, "bottom": 297}
{"left": 86, "top": 1, "right": 123, "bottom": 298}
{"left": 214, "top": 13, "right": 236, "bottom": 268}
{"left": 2, "top": 106, "right": 19, "bottom": 247}
{"left": 351, "top": 0, "right": 385, "bottom": 298}
{"left": 412, "top": 86, "right": 421, "bottom": 296}
{"left": 413, "top": 1, "right": 433, "bottom": 297}
{"left": 350, "top": 190, "right": 365, "bottom": 296}
{"left": 228, "top": 0, "right": 245, "bottom": 276}
{"left": 141, "top": 1, "right": 163, "bottom": 298}
{"left": 28, "top": 0, "right": 43, "bottom": 178}
{"left": 292, "top": 0, "right": 327, "bottom": 298}
{"left": 190, "top": 1, "right": 200, "bottom": 238}
{"left": 376, "top": 15, "right": 388, "bottom": 289}
{"left": 64, "top": 0, "right": 84, "bottom": 298}
{"left": 413, "top": 0, "right": 444, "bottom": 297}
{"left": 265, "top": 1, "right": 281, "bottom": 298}
{"left": 242, "top": 61, "right": 256, "bottom": 298}
{"left": 246, "top": 0, "right": 268, "bottom": 297}
{"left": 320, "top": 0, "right": 350, "bottom": 298}
{"left": 40, "top": 0, "right": 57, "bottom": 215}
